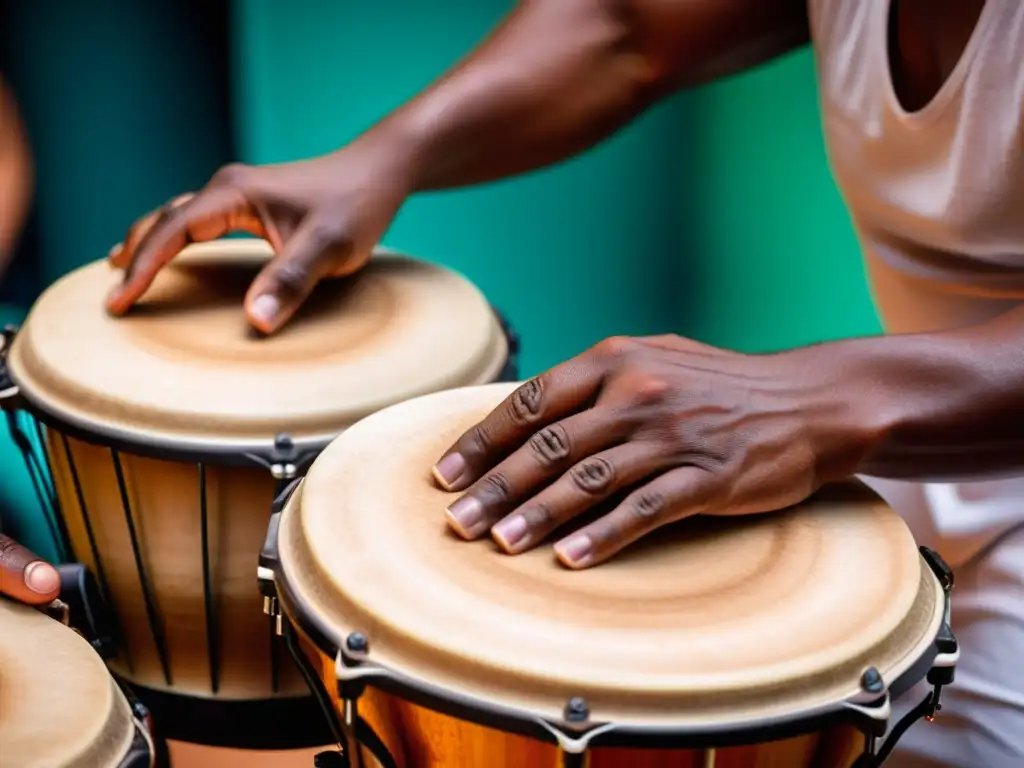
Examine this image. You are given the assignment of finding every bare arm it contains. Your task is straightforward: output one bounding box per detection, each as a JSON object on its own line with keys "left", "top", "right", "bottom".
{"left": 364, "top": 0, "right": 810, "bottom": 191}
{"left": 109, "top": 0, "right": 809, "bottom": 331}
{"left": 837, "top": 304, "right": 1024, "bottom": 481}
{"left": 0, "top": 76, "right": 32, "bottom": 277}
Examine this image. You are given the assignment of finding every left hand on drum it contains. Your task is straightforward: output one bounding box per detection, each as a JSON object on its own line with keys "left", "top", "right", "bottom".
{"left": 0, "top": 533, "right": 61, "bottom": 605}
{"left": 433, "top": 334, "right": 876, "bottom": 568}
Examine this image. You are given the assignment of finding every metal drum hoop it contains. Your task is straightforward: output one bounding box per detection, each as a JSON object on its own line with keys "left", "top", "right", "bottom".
{"left": 258, "top": 480, "right": 959, "bottom": 768}
{"left": 0, "top": 314, "right": 519, "bottom": 750}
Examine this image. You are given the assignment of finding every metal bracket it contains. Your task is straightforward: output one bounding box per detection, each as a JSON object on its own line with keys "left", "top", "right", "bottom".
{"left": 847, "top": 546, "right": 960, "bottom": 766}
{"left": 56, "top": 562, "right": 119, "bottom": 660}
{"left": 0, "top": 324, "right": 24, "bottom": 410}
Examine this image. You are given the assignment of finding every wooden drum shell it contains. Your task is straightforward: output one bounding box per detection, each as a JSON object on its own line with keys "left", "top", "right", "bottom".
{"left": 291, "top": 624, "right": 864, "bottom": 768}
{"left": 263, "top": 385, "right": 957, "bottom": 768}
{"left": 47, "top": 430, "right": 305, "bottom": 700}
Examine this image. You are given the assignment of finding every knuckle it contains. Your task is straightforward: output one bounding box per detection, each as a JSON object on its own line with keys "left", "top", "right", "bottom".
{"left": 270, "top": 262, "right": 311, "bottom": 297}
{"left": 626, "top": 373, "right": 670, "bottom": 406}
{"left": 527, "top": 425, "right": 571, "bottom": 467}
{"left": 507, "top": 378, "right": 545, "bottom": 426}
{"left": 522, "top": 504, "right": 554, "bottom": 529}
{"left": 569, "top": 457, "right": 615, "bottom": 496}
{"left": 594, "top": 335, "right": 634, "bottom": 360}
{"left": 306, "top": 219, "right": 349, "bottom": 252}
{"left": 465, "top": 424, "right": 494, "bottom": 458}
{"left": 210, "top": 162, "right": 251, "bottom": 188}
{"left": 0, "top": 534, "right": 20, "bottom": 561}
{"left": 630, "top": 489, "right": 667, "bottom": 520}
{"left": 478, "top": 472, "right": 513, "bottom": 504}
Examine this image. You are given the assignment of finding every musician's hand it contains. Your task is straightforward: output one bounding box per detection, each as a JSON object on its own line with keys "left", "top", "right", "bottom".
{"left": 106, "top": 141, "right": 412, "bottom": 334}
{"left": 0, "top": 533, "right": 60, "bottom": 605}
{"left": 433, "top": 334, "right": 877, "bottom": 568}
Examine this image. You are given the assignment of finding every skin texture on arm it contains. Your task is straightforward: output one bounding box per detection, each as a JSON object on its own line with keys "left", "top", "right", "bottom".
{"left": 848, "top": 302, "right": 1024, "bottom": 482}
{"left": 106, "top": 0, "right": 809, "bottom": 333}
{"left": 383, "top": 0, "right": 812, "bottom": 191}
{"left": 431, "top": 304, "right": 1024, "bottom": 569}
{"left": 0, "top": 75, "right": 32, "bottom": 278}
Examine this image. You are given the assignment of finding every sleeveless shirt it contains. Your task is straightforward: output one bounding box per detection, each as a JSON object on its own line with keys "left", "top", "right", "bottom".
{"left": 807, "top": 2, "right": 1024, "bottom": 766}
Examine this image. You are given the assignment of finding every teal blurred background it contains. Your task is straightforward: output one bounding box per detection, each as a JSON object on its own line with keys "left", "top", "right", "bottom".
{"left": 0, "top": 1, "right": 880, "bottom": 560}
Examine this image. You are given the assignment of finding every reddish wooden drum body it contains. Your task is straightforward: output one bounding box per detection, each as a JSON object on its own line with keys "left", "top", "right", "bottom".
{"left": 274, "top": 383, "right": 945, "bottom": 768}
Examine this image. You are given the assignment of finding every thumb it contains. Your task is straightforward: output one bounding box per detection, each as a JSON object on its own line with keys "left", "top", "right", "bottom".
{"left": 243, "top": 216, "right": 349, "bottom": 334}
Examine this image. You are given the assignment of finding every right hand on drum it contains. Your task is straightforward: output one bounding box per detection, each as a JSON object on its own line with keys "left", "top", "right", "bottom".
{"left": 0, "top": 533, "right": 60, "bottom": 605}
{"left": 106, "top": 146, "right": 412, "bottom": 334}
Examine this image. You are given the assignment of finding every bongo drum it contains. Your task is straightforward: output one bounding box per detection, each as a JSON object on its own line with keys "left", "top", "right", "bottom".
{"left": 0, "top": 240, "right": 517, "bottom": 751}
{"left": 0, "top": 596, "right": 156, "bottom": 768}
{"left": 259, "top": 383, "right": 960, "bottom": 768}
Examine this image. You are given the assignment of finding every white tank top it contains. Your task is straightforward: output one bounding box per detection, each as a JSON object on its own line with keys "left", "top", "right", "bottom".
{"left": 808, "top": 3, "right": 1024, "bottom": 766}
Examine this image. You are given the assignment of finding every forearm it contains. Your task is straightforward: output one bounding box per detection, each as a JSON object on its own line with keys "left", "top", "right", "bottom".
{"left": 831, "top": 306, "right": 1024, "bottom": 481}
{"left": 361, "top": 0, "right": 809, "bottom": 192}
{"left": 0, "top": 77, "right": 32, "bottom": 277}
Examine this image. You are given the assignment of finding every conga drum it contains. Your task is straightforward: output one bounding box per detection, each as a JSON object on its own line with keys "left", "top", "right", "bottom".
{"left": 259, "top": 382, "right": 960, "bottom": 768}
{"left": 0, "top": 240, "right": 517, "bottom": 756}
{"left": 0, "top": 596, "right": 157, "bottom": 768}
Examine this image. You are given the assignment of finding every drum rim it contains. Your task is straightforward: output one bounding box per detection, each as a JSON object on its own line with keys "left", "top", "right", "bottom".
{"left": 0, "top": 307, "right": 518, "bottom": 467}
{"left": 264, "top": 485, "right": 955, "bottom": 753}
{"left": 0, "top": 599, "right": 145, "bottom": 768}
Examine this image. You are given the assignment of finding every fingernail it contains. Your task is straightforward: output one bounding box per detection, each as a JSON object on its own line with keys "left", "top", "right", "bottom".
{"left": 250, "top": 294, "right": 280, "bottom": 325}
{"left": 24, "top": 561, "right": 60, "bottom": 595}
{"left": 446, "top": 495, "right": 482, "bottom": 535}
{"left": 108, "top": 243, "right": 123, "bottom": 260}
{"left": 433, "top": 453, "right": 467, "bottom": 490}
{"left": 493, "top": 515, "right": 528, "bottom": 551}
{"left": 555, "top": 535, "right": 593, "bottom": 567}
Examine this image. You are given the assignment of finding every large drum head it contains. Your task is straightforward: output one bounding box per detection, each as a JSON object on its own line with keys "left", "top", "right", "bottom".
{"left": 0, "top": 598, "right": 136, "bottom": 767}
{"left": 7, "top": 240, "right": 508, "bottom": 451}
{"left": 280, "top": 383, "right": 944, "bottom": 732}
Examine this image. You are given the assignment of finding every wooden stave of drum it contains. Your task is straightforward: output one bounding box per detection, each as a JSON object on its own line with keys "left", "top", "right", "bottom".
{"left": 0, "top": 241, "right": 518, "bottom": 754}
{"left": 0, "top": 240, "right": 961, "bottom": 768}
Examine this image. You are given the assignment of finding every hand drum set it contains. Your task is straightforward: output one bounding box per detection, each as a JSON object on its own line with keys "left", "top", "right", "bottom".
{"left": 0, "top": 239, "right": 958, "bottom": 768}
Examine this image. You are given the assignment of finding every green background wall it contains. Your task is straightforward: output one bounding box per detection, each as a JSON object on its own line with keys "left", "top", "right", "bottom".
{"left": 0, "top": 0, "right": 234, "bottom": 559}
{"left": 2, "top": 2, "right": 881, "bottom": 559}
{"left": 233, "top": 0, "right": 687, "bottom": 377}
{"left": 233, "top": 3, "right": 881, "bottom": 366}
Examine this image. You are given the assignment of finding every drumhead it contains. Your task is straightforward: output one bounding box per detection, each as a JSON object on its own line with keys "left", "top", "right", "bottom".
{"left": 279, "top": 383, "right": 944, "bottom": 732}
{"left": 7, "top": 240, "right": 508, "bottom": 452}
{"left": 0, "top": 597, "right": 136, "bottom": 767}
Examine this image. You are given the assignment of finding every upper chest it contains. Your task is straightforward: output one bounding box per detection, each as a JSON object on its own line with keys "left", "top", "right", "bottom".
{"left": 808, "top": 0, "right": 1024, "bottom": 249}
{"left": 887, "top": 0, "right": 987, "bottom": 113}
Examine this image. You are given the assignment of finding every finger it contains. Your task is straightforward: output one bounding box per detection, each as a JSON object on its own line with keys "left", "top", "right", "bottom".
{"left": 109, "top": 194, "right": 196, "bottom": 269}
{"left": 444, "top": 408, "right": 631, "bottom": 540}
{"left": 554, "top": 466, "right": 714, "bottom": 569}
{"left": 242, "top": 215, "right": 347, "bottom": 334}
{"left": 490, "top": 441, "right": 670, "bottom": 554}
{"left": 0, "top": 534, "right": 61, "bottom": 605}
{"left": 106, "top": 186, "right": 267, "bottom": 315}
{"left": 433, "top": 358, "right": 609, "bottom": 493}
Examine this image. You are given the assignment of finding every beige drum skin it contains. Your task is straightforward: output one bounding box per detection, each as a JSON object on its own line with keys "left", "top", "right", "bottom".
{"left": 0, "top": 597, "right": 153, "bottom": 768}
{"left": 265, "top": 383, "right": 957, "bottom": 768}
{"left": 0, "top": 240, "right": 512, "bottom": 757}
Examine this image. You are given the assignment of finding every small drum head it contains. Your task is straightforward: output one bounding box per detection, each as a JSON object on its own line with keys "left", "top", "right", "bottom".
{"left": 0, "top": 598, "right": 136, "bottom": 767}
{"left": 8, "top": 240, "right": 508, "bottom": 450}
{"left": 280, "top": 383, "right": 944, "bottom": 732}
